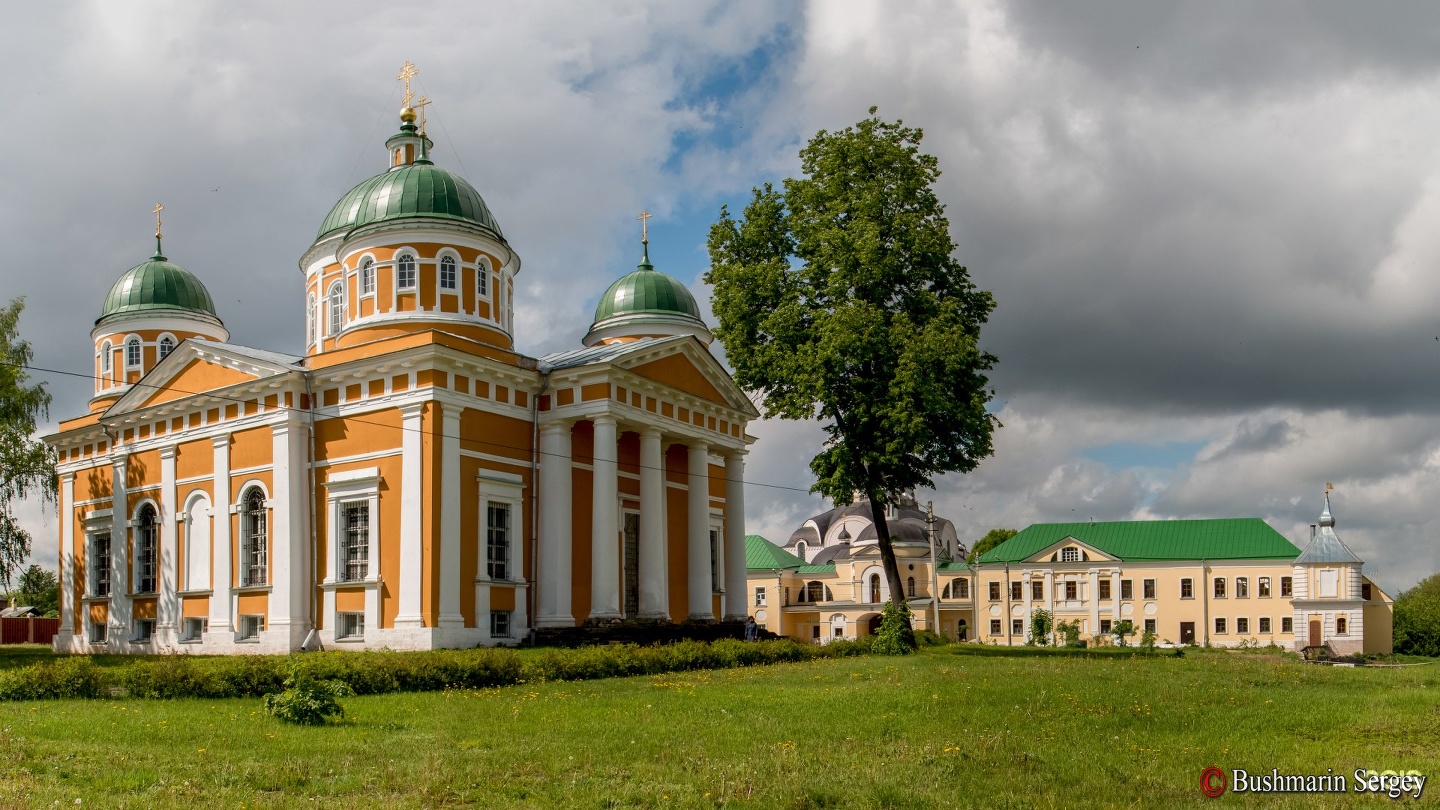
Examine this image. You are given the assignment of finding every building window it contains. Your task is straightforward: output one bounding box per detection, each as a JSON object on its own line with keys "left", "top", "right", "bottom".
{"left": 1235, "top": 577, "right": 1249, "bottom": 598}
{"left": 1031, "top": 580, "right": 1043, "bottom": 600}
{"left": 1120, "top": 579, "right": 1133, "bottom": 600}
{"left": 1258, "top": 577, "right": 1271, "bottom": 598}
{"left": 955, "top": 578, "right": 969, "bottom": 599}
{"left": 1064, "top": 581, "right": 1078, "bottom": 600}
{"left": 754, "top": 587, "right": 766, "bottom": 607}
{"left": 306, "top": 294, "right": 316, "bottom": 345}
{"left": 1236, "top": 617, "right": 1249, "bottom": 634}
{"left": 1143, "top": 579, "right": 1156, "bottom": 600}
{"left": 486, "top": 503, "right": 511, "bottom": 580}
{"left": 440, "top": 256, "right": 457, "bottom": 290}
{"left": 89, "top": 621, "right": 107, "bottom": 644}
{"left": 1143, "top": 618, "right": 1156, "bottom": 634}
{"left": 239, "top": 615, "right": 265, "bottom": 640}
{"left": 182, "top": 617, "right": 207, "bottom": 642}
{"left": 1180, "top": 578, "right": 1193, "bottom": 599}
{"left": 132, "top": 619, "right": 155, "bottom": 642}
{"left": 1258, "top": 617, "right": 1271, "bottom": 634}
{"left": 341, "top": 502, "right": 370, "bottom": 582}
{"left": 135, "top": 504, "right": 159, "bottom": 594}
{"left": 397, "top": 253, "right": 416, "bottom": 290}
{"left": 477, "top": 259, "right": 491, "bottom": 297}
{"left": 806, "top": 581, "right": 832, "bottom": 602}
{"left": 1099, "top": 579, "right": 1111, "bottom": 600}
{"left": 1009, "top": 581, "right": 1022, "bottom": 601}
{"left": 1011, "top": 618, "right": 1024, "bottom": 636}
{"left": 125, "top": 338, "right": 141, "bottom": 369}
{"left": 1214, "top": 618, "right": 1227, "bottom": 635}
{"left": 1213, "top": 577, "right": 1226, "bottom": 598}
{"left": 710, "top": 529, "right": 722, "bottom": 592}
{"left": 328, "top": 281, "right": 345, "bottom": 334}
{"left": 90, "top": 533, "right": 111, "bottom": 597}
{"left": 360, "top": 259, "right": 375, "bottom": 295}
{"left": 1336, "top": 616, "right": 1348, "bottom": 635}
{"left": 240, "top": 487, "right": 268, "bottom": 586}
{"left": 907, "top": 576, "right": 916, "bottom": 597}
{"left": 158, "top": 337, "right": 174, "bottom": 359}
{"left": 1361, "top": 583, "right": 1372, "bottom": 601}
{"left": 1100, "top": 619, "right": 1112, "bottom": 635}
{"left": 337, "top": 612, "right": 365, "bottom": 640}
{"left": 1316, "top": 569, "right": 1339, "bottom": 599}
{"left": 1060, "top": 547, "right": 1080, "bottom": 563}
{"left": 988, "top": 581, "right": 1001, "bottom": 601}
{"left": 1280, "top": 576, "right": 1293, "bottom": 597}
{"left": 868, "top": 574, "right": 882, "bottom": 604}
{"left": 100, "top": 341, "right": 112, "bottom": 374}
{"left": 1282, "top": 617, "right": 1293, "bottom": 633}
{"left": 990, "top": 619, "right": 1002, "bottom": 635}
{"left": 490, "top": 611, "right": 511, "bottom": 638}
{"left": 795, "top": 541, "right": 807, "bottom": 561}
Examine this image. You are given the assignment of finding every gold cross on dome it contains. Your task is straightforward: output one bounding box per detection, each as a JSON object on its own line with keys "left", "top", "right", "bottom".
{"left": 153, "top": 202, "right": 164, "bottom": 238}
{"left": 413, "top": 95, "right": 432, "bottom": 134}
{"left": 397, "top": 61, "right": 418, "bottom": 109}
{"left": 637, "top": 210, "right": 652, "bottom": 243}
{"left": 1325, "top": 482, "right": 1334, "bottom": 493}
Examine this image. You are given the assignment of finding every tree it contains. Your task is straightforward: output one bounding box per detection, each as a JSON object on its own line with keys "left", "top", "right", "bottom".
{"left": 1029, "top": 608, "right": 1053, "bottom": 646}
{"left": 1111, "top": 619, "right": 1135, "bottom": 647}
{"left": 12, "top": 564, "right": 58, "bottom": 617}
{"left": 968, "top": 528, "right": 1018, "bottom": 564}
{"left": 707, "top": 109, "right": 998, "bottom": 637}
{"left": 0, "top": 299, "right": 54, "bottom": 595}
{"left": 1393, "top": 573, "right": 1440, "bottom": 657}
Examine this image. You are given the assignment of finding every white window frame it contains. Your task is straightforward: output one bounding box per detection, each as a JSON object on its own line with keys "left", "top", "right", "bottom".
{"left": 1317, "top": 569, "right": 1339, "bottom": 599}
{"left": 325, "top": 468, "right": 381, "bottom": 584}
{"left": 1236, "top": 616, "right": 1250, "bottom": 635}
{"left": 238, "top": 485, "right": 269, "bottom": 587}
{"left": 100, "top": 341, "right": 112, "bottom": 375}
{"left": 1235, "top": 576, "right": 1249, "bottom": 599}
{"left": 1060, "top": 547, "right": 1080, "bottom": 563}
{"left": 89, "top": 620, "right": 108, "bottom": 644}
{"left": 490, "top": 610, "right": 511, "bottom": 639}
{"left": 133, "top": 618, "right": 155, "bottom": 642}
{"left": 156, "top": 333, "right": 177, "bottom": 361}
{"left": 124, "top": 336, "right": 143, "bottom": 370}
{"left": 477, "top": 255, "right": 492, "bottom": 300}
{"left": 181, "top": 617, "right": 207, "bottom": 642}
{"left": 132, "top": 500, "right": 161, "bottom": 595}
{"left": 238, "top": 614, "right": 265, "bottom": 641}
{"left": 1258, "top": 616, "right": 1271, "bottom": 634}
{"left": 709, "top": 515, "right": 724, "bottom": 594}
{"left": 396, "top": 252, "right": 417, "bottom": 291}
{"left": 328, "top": 280, "right": 345, "bottom": 336}
{"left": 478, "top": 477, "right": 524, "bottom": 583}
{"left": 359, "top": 257, "right": 376, "bottom": 297}
{"left": 1258, "top": 576, "right": 1271, "bottom": 598}
{"left": 754, "top": 586, "right": 766, "bottom": 607}
{"left": 438, "top": 253, "right": 458, "bottom": 293}
{"left": 88, "top": 530, "right": 113, "bottom": 598}
{"left": 1214, "top": 617, "right": 1227, "bottom": 635}
{"left": 337, "top": 611, "right": 365, "bottom": 641}
{"left": 306, "top": 293, "right": 316, "bottom": 346}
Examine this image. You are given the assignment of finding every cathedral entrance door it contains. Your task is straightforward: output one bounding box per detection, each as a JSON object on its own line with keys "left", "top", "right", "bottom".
{"left": 622, "top": 512, "right": 640, "bottom": 618}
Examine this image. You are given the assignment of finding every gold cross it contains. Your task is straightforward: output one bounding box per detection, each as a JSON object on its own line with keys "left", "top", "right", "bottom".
{"left": 1325, "top": 482, "right": 1334, "bottom": 492}
{"left": 153, "top": 202, "right": 164, "bottom": 238}
{"left": 413, "top": 95, "right": 432, "bottom": 134}
{"left": 396, "top": 61, "right": 418, "bottom": 109}
{"left": 637, "top": 210, "right": 652, "bottom": 243}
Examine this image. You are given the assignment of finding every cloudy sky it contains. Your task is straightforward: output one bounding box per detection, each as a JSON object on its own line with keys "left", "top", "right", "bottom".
{"left": 7, "top": 1, "right": 1440, "bottom": 594}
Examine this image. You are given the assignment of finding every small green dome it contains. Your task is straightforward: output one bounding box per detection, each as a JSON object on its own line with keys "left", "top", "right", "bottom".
{"left": 593, "top": 251, "right": 704, "bottom": 323}
{"left": 99, "top": 253, "right": 219, "bottom": 325}
{"left": 316, "top": 163, "right": 504, "bottom": 240}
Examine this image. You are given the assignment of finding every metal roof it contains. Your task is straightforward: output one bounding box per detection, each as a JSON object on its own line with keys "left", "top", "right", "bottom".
{"left": 1294, "top": 496, "right": 1364, "bottom": 565}
{"left": 539, "top": 336, "right": 675, "bottom": 371}
{"left": 190, "top": 340, "right": 304, "bottom": 368}
{"left": 979, "top": 518, "right": 1301, "bottom": 564}
{"left": 99, "top": 253, "right": 219, "bottom": 324}
{"left": 316, "top": 161, "right": 504, "bottom": 241}
{"left": 746, "top": 534, "right": 805, "bottom": 570}
{"left": 592, "top": 245, "right": 704, "bottom": 323}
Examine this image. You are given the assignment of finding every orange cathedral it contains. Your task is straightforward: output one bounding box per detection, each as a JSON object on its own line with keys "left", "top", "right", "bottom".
{"left": 45, "top": 86, "right": 757, "bottom": 653}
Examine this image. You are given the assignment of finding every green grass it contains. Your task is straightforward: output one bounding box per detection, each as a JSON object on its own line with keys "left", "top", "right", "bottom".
{"left": 0, "top": 646, "right": 1436, "bottom": 808}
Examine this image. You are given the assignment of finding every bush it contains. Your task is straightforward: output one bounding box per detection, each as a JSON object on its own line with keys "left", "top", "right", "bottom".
{"left": 1394, "top": 574, "right": 1440, "bottom": 657}
{"left": 913, "top": 630, "right": 947, "bottom": 648}
{"left": 871, "top": 601, "right": 917, "bottom": 655}
{"left": 263, "top": 666, "right": 353, "bottom": 725}
{"left": 1029, "top": 609, "right": 1053, "bottom": 646}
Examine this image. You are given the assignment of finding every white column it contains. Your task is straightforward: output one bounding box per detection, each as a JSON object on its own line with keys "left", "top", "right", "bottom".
{"left": 158, "top": 445, "right": 178, "bottom": 642}
{"left": 109, "top": 454, "right": 131, "bottom": 646}
{"left": 536, "top": 422, "right": 573, "bottom": 627}
{"left": 395, "top": 403, "right": 425, "bottom": 628}
{"left": 722, "top": 451, "right": 748, "bottom": 620}
{"left": 439, "top": 405, "right": 464, "bottom": 630}
{"left": 58, "top": 473, "right": 75, "bottom": 645}
{"left": 270, "top": 416, "right": 310, "bottom": 648}
{"left": 1088, "top": 569, "right": 1100, "bottom": 635}
{"left": 638, "top": 428, "right": 668, "bottom": 619}
{"left": 209, "top": 435, "right": 232, "bottom": 634}
{"left": 589, "top": 416, "right": 621, "bottom": 620}
{"left": 1021, "top": 567, "right": 1032, "bottom": 641}
{"left": 687, "top": 440, "right": 712, "bottom": 621}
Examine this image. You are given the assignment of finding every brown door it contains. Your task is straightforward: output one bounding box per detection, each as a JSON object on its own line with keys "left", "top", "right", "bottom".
{"left": 1309, "top": 619, "right": 1322, "bottom": 646}
{"left": 1180, "top": 622, "right": 1195, "bottom": 644}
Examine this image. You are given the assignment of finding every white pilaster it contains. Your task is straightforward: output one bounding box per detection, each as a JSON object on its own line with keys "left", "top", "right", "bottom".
{"left": 638, "top": 428, "right": 668, "bottom": 619}
{"left": 1111, "top": 570, "right": 1122, "bottom": 626}
{"left": 395, "top": 403, "right": 425, "bottom": 628}
{"left": 208, "top": 435, "right": 232, "bottom": 634}
{"left": 589, "top": 416, "right": 621, "bottom": 620}
{"left": 109, "top": 454, "right": 131, "bottom": 647}
{"left": 536, "top": 422, "right": 573, "bottom": 627}
{"left": 57, "top": 473, "right": 75, "bottom": 646}
{"left": 687, "top": 441, "right": 712, "bottom": 621}
{"left": 438, "top": 405, "right": 464, "bottom": 630}
{"left": 723, "top": 451, "right": 747, "bottom": 620}
{"left": 158, "top": 446, "right": 178, "bottom": 642}
{"left": 269, "top": 416, "right": 311, "bottom": 648}
{"left": 1021, "top": 567, "right": 1032, "bottom": 640}
{"left": 1088, "top": 569, "right": 1100, "bottom": 634}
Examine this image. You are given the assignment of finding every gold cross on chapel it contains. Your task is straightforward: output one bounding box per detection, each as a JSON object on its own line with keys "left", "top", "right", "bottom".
{"left": 153, "top": 202, "right": 164, "bottom": 238}
{"left": 637, "top": 210, "right": 652, "bottom": 244}
{"left": 397, "top": 61, "right": 418, "bottom": 109}
{"left": 413, "top": 95, "right": 432, "bottom": 134}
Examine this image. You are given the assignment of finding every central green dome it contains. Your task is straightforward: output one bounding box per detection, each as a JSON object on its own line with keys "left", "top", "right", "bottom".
{"left": 316, "top": 163, "right": 505, "bottom": 240}
{"left": 583, "top": 244, "right": 712, "bottom": 346}
{"left": 99, "top": 253, "right": 220, "bottom": 326}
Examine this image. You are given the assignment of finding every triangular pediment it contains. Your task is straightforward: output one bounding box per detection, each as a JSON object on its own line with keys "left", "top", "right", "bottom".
{"left": 1025, "top": 536, "right": 1117, "bottom": 564}
{"left": 108, "top": 339, "right": 302, "bottom": 415}
{"left": 612, "top": 337, "right": 758, "bottom": 416}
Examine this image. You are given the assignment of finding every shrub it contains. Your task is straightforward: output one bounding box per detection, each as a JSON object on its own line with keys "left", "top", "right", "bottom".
{"left": 871, "top": 601, "right": 916, "bottom": 655}
{"left": 1029, "top": 609, "right": 1053, "bottom": 646}
{"left": 1111, "top": 620, "right": 1135, "bottom": 647}
{"left": 1139, "top": 630, "right": 1157, "bottom": 652}
{"left": 1394, "top": 574, "right": 1440, "bottom": 657}
{"left": 0, "top": 656, "right": 106, "bottom": 700}
{"left": 263, "top": 665, "right": 353, "bottom": 725}
{"left": 913, "top": 630, "right": 947, "bottom": 648}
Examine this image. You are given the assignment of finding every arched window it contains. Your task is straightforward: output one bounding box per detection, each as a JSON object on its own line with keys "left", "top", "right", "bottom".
{"left": 869, "top": 573, "right": 881, "bottom": 604}
{"left": 805, "top": 581, "right": 832, "bottom": 603}
{"left": 360, "top": 259, "right": 375, "bottom": 295}
{"left": 907, "top": 576, "right": 916, "bottom": 597}
{"left": 100, "top": 341, "right": 112, "bottom": 374}
{"left": 477, "top": 257, "right": 491, "bottom": 298}
{"left": 125, "top": 338, "right": 141, "bottom": 369}
{"left": 158, "top": 336, "right": 174, "bottom": 360}
{"left": 241, "top": 487, "right": 268, "bottom": 586}
{"left": 135, "top": 504, "right": 159, "bottom": 594}
{"left": 328, "top": 281, "right": 344, "bottom": 335}
{"left": 795, "top": 541, "right": 807, "bottom": 561}
{"left": 397, "top": 253, "right": 416, "bottom": 290}
{"left": 439, "top": 255, "right": 457, "bottom": 290}
{"left": 306, "top": 294, "right": 316, "bottom": 345}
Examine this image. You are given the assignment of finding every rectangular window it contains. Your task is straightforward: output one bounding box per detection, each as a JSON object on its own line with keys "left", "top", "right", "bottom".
{"left": 182, "top": 617, "right": 207, "bottom": 642}
{"left": 710, "top": 529, "right": 722, "bottom": 592}
{"left": 1236, "top": 617, "right": 1249, "bottom": 634}
{"left": 1180, "top": 578, "right": 1193, "bottom": 599}
{"left": 89, "top": 621, "right": 107, "bottom": 644}
{"left": 1282, "top": 617, "right": 1294, "bottom": 633}
{"left": 1143, "top": 579, "right": 1155, "bottom": 600}
{"left": 1064, "top": 581, "right": 1077, "bottom": 600}
{"left": 486, "top": 503, "right": 511, "bottom": 580}
{"left": 1011, "top": 618, "right": 1024, "bottom": 636}
{"left": 1258, "top": 577, "right": 1271, "bottom": 598}
{"left": 1060, "top": 547, "right": 1080, "bottom": 562}
{"left": 754, "top": 587, "right": 767, "bottom": 607}
{"left": 242, "top": 498, "right": 268, "bottom": 587}
{"left": 1099, "top": 579, "right": 1111, "bottom": 600}
{"left": 1214, "top": 617, "right": 1227, "bottom": 635}
{"left": 1100, "top": 619, "right": 1112, "bottom": 634}
{"left": 990, "top": 619, "right": 1002, "bottom": 635}
{"left": 133, "top": 619, "right": 155, "bottom": 642}
{"left": 490, "top": 611, "right": 511, "bottom": 639}
{"left": 91, "top": 534, "right": 111, "bottom": 597}
{"left": 342, "top": 502, "right": 370, "bottom": 582}
{"left": 1235, "top": 577, "right": 1249, "bottom": 598}
{"left": 478, "top": 267, "right": 490, "bottom": 297}
{"left": 1010, "top": 581, "right": 1023, "bottom": 601}
{"left": 1258, "top": 617, "right": 1271, "bottom": 634}
{"left": 1213, "top": 577, "right": 1227, "bottom": 598}
{"left": 953, "top": 579, "right": 969, "bottom": 599}
{"left": 1317, "top": 569, "right": 1339, "bottom": 598}
{"left": 361, "top": 263, "right": 376, "bottom": 295}
{"left": 811, "top": 625, "right": 820, "bottom": 639}
{"left": 337, "top": 612, "right": 365, "bottom": 640}
{"left": 988, "top": 581, "right": 1001, "bottom": 601}
{"left": 239, "top": 615, "right": 264, "bottom": 640}
{"left": 440, "top": 259, "right": 457, "bottom": 290}
{"left": 136, "top": 517, "right": 158, "bottom": 594}
{"left": 1336, "top": 616, "right": 1348, "bottom": 635}
{"left": 1143, "top": 618, "right": 1156, "bottom": 634}
{"left": 1120, "top": 579, "right": 1133, "bottom": 600}
{"left": 1031, "top": 580, "right": 1043, "bottom": 600}
{"left": 1361, "top": 583, "right": 1372, "bottom": 601}
{"left": 1280, "top": 576, "right": 1293, "bottom": 597}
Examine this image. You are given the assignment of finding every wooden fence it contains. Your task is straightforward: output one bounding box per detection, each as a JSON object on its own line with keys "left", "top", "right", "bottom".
{"left": 0, "top": 616, "right": 59, "bottom": 645}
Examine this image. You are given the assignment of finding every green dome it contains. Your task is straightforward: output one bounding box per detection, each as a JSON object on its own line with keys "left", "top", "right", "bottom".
{"left": 99, "top": 253, "right": 219, "bottom": 325}
{"left": 593, "top": 253, "right": 704, "bottom": 323}
{"left": 316, "top": 162, "right": 504, "bottom": 240}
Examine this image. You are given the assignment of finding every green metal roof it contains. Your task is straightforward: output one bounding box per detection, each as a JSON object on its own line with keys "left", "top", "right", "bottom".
{"left": 746, "top": 534, "right": 805, "bottom": 570}
{"left": 316, "top": 162, "right": 504, "bottom": 240}
{"left": 99, "top": 253, "right": 219, "bottom": 324}
{"left": 592, "top": 245, "right": 704, "bottom": 323}
{"left": 797, "top": 564, "right": 837, "bottom": 576}
{"left": 978, "top": 518, "right": 1302, "bottom": 564}
{"left": 937, "top": 561, "right": 971, "bottom": 572}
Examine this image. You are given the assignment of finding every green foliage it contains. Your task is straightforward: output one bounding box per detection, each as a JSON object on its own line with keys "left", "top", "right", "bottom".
{"left": 871, "top": 601, "right": 917, "bottom": 655}
{"left": 706, "top": 108, "right": 998, "bottom": 609}
{"left": 1055, "top": 620, "right": 1083, "bottom": 648}
{"left": 10, "top": 564, "right": 58, "bottom": 616}
{"left": 263, "top": 665, "right": 353, "bottom": 726}
{"left": 1139, "top": 629, "right": 1157, "bottom": 652}
{"left": 1394, "top": 573, "right": 1440, "bottom": 657}
{"left": 1111, "top": 620, "right": 1135, "bottom": 647}
{"left": 968, "top": 528, "right": 1017, "bottom": 563}
{"left": 1029, "top": 608, "right": 1053, "bottom": 646}
{"left": 913, "top": 629, "right": 947, "bottom": 647}
{"left": 0, "top": 299, "right": 55, "bottom": 593}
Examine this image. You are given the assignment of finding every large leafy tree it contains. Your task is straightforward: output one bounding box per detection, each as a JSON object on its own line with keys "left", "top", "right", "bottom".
{"left": 0, "top": 298, "right": 54, "bottom": 595}
{"left": 1393, "top": 573, "right": 1440, "bottom": 657}
{"left": 967, "top": 528, "right": 1018, "bottom": 564}
{"left": 13, "top": 564, "right": 58, "bottom": 617}
{"left": 707, "top": 109, "right": 998, "bottom": 626}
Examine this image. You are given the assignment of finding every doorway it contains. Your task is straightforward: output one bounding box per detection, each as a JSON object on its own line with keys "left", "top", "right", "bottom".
{"left": 1179, "top": 622, "right": 1195, "bottom": 645}
{"left": 622, "top": 512, "right": 639, "bottom": 618}
{"left": 1308, "top": 618, "right": 1322, "bottom": 646}
{"left": 956, "top": 619, "right": 968, "bottom": 641}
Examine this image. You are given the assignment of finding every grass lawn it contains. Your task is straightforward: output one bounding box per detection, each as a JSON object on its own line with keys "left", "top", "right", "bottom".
{"left": 0, "top": 646, "right": 1436, "bottom": 808}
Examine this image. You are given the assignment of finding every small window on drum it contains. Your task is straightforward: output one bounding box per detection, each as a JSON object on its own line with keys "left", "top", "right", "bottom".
{"left": 439, "top": 256, "right": 457, "bottom": 291}
{"left": 397, "top": 253, "right": 417, "bottom": 290}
